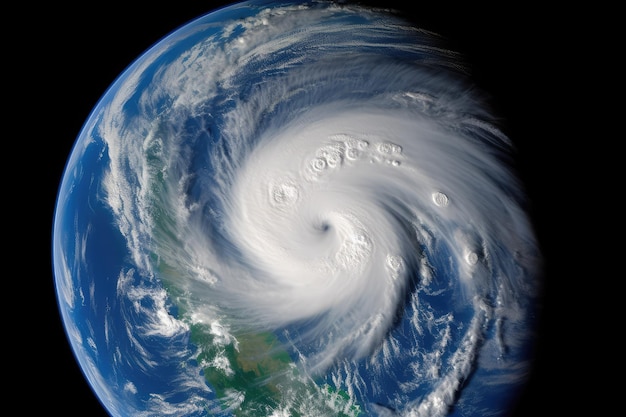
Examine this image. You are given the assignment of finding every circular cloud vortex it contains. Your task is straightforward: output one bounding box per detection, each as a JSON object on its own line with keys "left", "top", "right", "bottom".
{"left": 53, "top": 1, "right": 543, "bottom": 416}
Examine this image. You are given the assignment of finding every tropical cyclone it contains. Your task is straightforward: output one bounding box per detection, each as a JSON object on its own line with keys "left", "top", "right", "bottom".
{"left": 54, "top": 1, "right": 543, "bottom": 416}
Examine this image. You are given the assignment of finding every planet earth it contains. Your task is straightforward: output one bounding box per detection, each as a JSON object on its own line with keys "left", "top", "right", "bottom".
{"left": 52, "top": 1, "right": 544, "bottom": 416}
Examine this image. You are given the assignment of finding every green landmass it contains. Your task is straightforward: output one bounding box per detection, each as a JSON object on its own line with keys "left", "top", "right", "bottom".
{"left": 191, "top": 324, "right": 362, "bottom": 416}
{"left": 155, "top": 260, "right": 362, "bottom": 416}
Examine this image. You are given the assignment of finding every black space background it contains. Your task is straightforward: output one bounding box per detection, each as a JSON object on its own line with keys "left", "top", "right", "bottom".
{"left": 17, "top": 1, "right": 576, "bottom": 416}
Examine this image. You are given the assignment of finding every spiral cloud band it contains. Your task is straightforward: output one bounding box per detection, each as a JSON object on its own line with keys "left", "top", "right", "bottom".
{"left": 58, "top": 1, "right": 543, "bottom": 415}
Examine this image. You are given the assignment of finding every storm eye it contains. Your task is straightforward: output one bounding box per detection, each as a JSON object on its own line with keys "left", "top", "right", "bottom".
{"left": 317, "top": 222, "right": 331, "bottom": 232}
